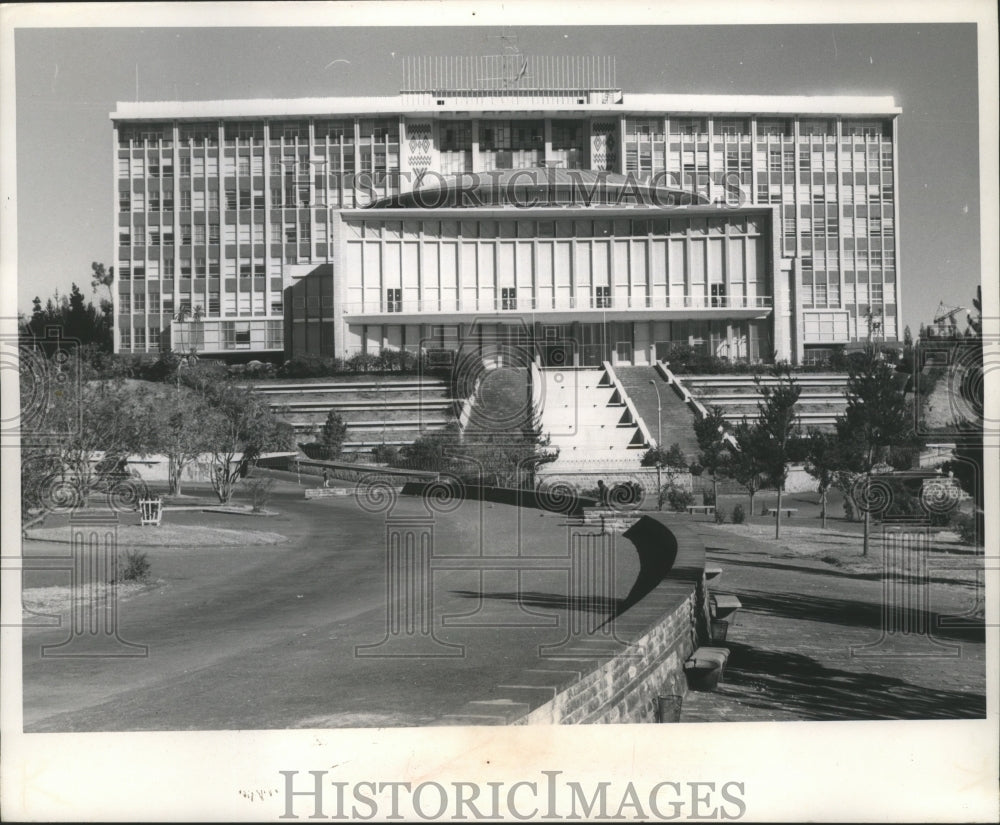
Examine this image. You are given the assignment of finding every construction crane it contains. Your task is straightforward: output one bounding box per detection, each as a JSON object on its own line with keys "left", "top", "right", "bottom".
{"left": 930, "top": 301, "right": 967, "bottom": 337}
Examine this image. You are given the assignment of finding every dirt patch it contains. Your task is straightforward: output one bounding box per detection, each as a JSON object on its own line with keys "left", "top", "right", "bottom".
{"left": 26, "top": 524, "right": 288, "bottom": 547}
{"left": 22, "top": 581, "right": 157, "bottom": 620}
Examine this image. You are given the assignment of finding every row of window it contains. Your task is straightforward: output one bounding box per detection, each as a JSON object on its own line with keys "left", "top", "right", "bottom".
{"left": 118, "top": 218, "right": 332, "bottom": 246}
{"left": 120, "top": 294, "right": 284, "bottom": 316}
{"left": 119, "top": 120, "right": 398, "bottom": 146}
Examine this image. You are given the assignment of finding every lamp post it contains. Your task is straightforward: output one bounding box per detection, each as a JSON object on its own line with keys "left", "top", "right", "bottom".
{"left": 649, "top": 379, "right": 663, "bottom": 508}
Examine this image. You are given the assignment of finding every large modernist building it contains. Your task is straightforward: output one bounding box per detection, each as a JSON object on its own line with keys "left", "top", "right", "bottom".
{"left": 110, "top": 56, "right": 901, "bottom": 367}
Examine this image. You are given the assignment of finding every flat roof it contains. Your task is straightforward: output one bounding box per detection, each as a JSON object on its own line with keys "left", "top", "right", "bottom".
{"left": 111, "top": 92, "right": 900, "bottom": 121}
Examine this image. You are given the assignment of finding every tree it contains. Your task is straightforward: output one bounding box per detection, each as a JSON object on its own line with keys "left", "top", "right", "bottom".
{"left": 317, "top": 410, "right": 348, "bottom": 460}
{"left": 203, "top": 384, "right": 294, "bottom": 503}
{"left": 729, "top": 418, "right": 767, "bottom": 525}
{"left": 19, "top": 358, "right": 151, "bottom": 530}
{"left": 835, "top": 344, "right": 915, "bottom": 555}
{"left": 24, "top": 282, "right": 112, "bottom": 353}
{"left": 804, "top": 429, "right": 843, "bottom": 530}
{"left": 752, "top": 368, "right": 802, "bottom": 538}
{"left": 144, "top": 389, "right": 219, "bottom": 496}
{"left": 90, "top": 261, "right": 115, "bottom": 306}
{"left": 693, "top": 405, "right": 731, "bottom": 506}
{"left": 640, "top": 442, "right": 687, "bottom": 470}
{"left": 941, "top": 285, "right": 984, "bottom": 544}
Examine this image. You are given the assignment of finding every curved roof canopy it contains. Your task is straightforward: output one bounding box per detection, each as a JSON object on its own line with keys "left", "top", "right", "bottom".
{"left": 366, "top": 168, "right": 710, "bottom": 209}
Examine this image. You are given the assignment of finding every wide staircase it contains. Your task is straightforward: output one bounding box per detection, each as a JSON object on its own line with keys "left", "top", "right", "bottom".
{"left": 675, "top": 373, "right": 850, "bottom": 430}
{"left": 614, "top": 366, "right": 701, "bottom": 462}
{"left": 253, "top": 377, "right": 456, "bottom": 454}
{"left": 537, "top": 365, "right": 652, "bottom": 471}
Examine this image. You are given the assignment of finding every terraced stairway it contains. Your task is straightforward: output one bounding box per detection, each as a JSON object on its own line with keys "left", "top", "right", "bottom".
{"left": 614, "top": 366, "right": 700, "bottom": 462}
{"left": 676, "top": 373, "right": 850, "bottom": 430}
{"left": 252, "top": 377, "right": 456, "bottom": 453}
{"left": 537, "top": 365, "right": 652, "bottom": 471}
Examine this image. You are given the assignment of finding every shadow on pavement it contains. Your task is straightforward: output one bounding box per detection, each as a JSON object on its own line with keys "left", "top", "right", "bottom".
{"left": 721, "top": 642, "right": 986, "bottom": 720}
{"left": 450, "top": 589, "right": 621, "bottom": 614}
{"left": 709, "top": 555, "right": 980, "bottom": 589}
{"left": 738, "top": 590, "right": 985, "bottom": 643}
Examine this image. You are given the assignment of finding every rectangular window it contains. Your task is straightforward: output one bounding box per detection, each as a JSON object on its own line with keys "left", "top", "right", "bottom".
{"left": 163, "top": 191, "right": 174, "bottom": 211}
{"left": 194, "top": 224, "right": 206, "bottom": 245}
{"left": 120, "top": 293, "right": 131, "bottom": 313}
{"left": 179, "top": 156, "right": 191, "bottom": 176}
{"left": 149, "top": 228, "right": 160, "bottom": 246}
{"left": 225, "top": 189, "right": 238, "bottom": 210}
{"left": 119, "top": 191, "right": 131, "bottom": 211}
{"left": 710, "top": 283, "right": 727, "bottom": 308}
{"left": 180, "top": 190, "right": 191, "bottom": 210}
{"left": 238, "top": 224, "right": 251, "bottom": 244}
{"left": 253, "top": 224, "right": 264, "bottom": 244}
{"left": 163, "top": 258, "right": 174, "bottom": 276}
{"left": 501, "top": 287, "right": 517, "bottom": 311}
{"left": 386, "top": 288, "right": 402, "bottom": 312}
{"left": 208, "top": 190, "right": 219, "bottom": 210}
{"left": 193, "top": 190, "right": 205, "bottom": 210}
{"left": 134, "top": 327, "right": 146, "bottom": 348}
{"left": 285, "top": 223, "right": 296, "bottom": 244}
{"left": 238, "top": 157, "right": 250, "bottom": 176}
{"left": 594, "top": 286, "right": 611, "bottom": 308}
{"left": 118, "top": 157, "right": 130, "bottom": 177}
{"left": 192, "top": 156, "right": 205, "bottom": 176}
{"left": 180, "top": 224, "right": 192, "bottom": 245}
{"left": 133, "top": 292, "right": 145, "bottom": 312}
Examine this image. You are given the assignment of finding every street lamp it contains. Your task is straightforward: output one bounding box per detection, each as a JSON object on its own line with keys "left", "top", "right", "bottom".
{"left": 649, "top": 379, "right": 663, "bottom": 508}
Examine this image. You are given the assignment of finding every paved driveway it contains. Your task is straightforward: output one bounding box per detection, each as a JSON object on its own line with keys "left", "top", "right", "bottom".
{"left": 22, "top": 477, "right": 638, "bottom": 731}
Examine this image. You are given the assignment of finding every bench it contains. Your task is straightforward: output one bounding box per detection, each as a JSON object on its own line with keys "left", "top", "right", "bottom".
{"left": 710, "top": 594, "right": 742, "bottom": 620}
{"left": 764, "top": 507, "right": 798, "bottom": 517}
{"left": 684, "top": 647, "right": 731, "bottom": 691}
{"left": 686, "top": 504, "right": 716, "bottom": 515}
{"left": 304, "top": 487, "right": 353, "bottom": 499}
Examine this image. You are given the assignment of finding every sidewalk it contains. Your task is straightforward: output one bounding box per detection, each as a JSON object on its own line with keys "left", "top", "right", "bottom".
{"left": 678, "top": 522, "right": 987, "bottom": 722}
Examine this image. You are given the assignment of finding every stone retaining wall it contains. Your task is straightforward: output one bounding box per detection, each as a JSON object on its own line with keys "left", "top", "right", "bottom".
{"left": 441, "top": 516, "right": 708, "bottom": 725}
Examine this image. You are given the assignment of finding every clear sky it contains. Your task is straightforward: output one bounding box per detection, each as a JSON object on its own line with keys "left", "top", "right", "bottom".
{"left": 12, "top": 21, "right": 982, "bottom": 332}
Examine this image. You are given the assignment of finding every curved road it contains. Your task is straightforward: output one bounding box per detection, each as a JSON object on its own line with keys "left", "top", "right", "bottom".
{"left": 22, "top": 476, "right": 639, "bottom": 731}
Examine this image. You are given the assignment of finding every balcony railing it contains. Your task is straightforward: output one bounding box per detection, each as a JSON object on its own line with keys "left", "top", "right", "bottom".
{"left": 341, "top": 294, "right": 773, "bottom": 316}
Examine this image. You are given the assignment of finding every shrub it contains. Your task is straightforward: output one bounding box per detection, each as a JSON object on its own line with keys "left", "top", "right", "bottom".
{"left": 245, "top": 477, "right": 275, "bottom": 513}
{"left": 371, "top": 443, "right": 400, "bottom": 464}
{"left": 731, "top": 504, "right": 746, "bottom": 524}
{"left": 664, "top": 486, "right": 694, "bottom": 512}
{"left": 952, "top": 512, "right": 978, "bottom": 545}
{"left": 703, "top": 489, "right": 716, "bottom": 507}
{"left": 279, "top": 354, "right": 344, "bottom": 378}
{"left": 346, "top": 352, "right": 379, "bottom": 373}
{"left": 714, "top": 508, "right": 727, "bottom": 524}
{"left": 119, "top": 550, "right": 151, "bottom": 583}
{"left": 317, "top": 410, "right": 348, "bottom": 459}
